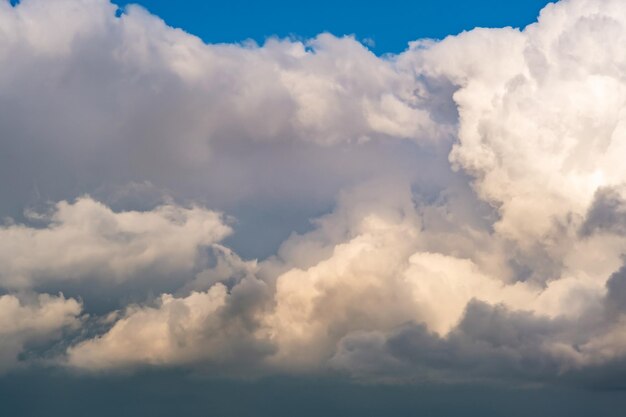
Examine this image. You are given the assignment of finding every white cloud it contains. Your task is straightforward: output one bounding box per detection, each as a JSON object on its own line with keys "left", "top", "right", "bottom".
{"left": 0, "top": 293, "right": 82, "bottom": 373}
{"left": 401, "top": 0, "right": 626, "bottom": 254}
{"left": 0, "top": 197, "right": 231, "bottom": 288}
{"left": 67, "top": 285, "right": 229, "bottom": 369}
{"left": 66, "top": 275, "right": 273, "bottom": 372}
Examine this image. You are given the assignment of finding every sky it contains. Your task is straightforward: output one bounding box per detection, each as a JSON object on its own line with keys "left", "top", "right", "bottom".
{"left": 5, "top": 0, "right": 626, "bottom": 416}
{"left": 110, "top": 0, "right": 554, "bottom": 53}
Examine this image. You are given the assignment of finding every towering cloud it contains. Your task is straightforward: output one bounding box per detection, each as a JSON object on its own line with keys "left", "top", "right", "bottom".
{"left": 2, "top": 0, "right": 626, "bottom": 387}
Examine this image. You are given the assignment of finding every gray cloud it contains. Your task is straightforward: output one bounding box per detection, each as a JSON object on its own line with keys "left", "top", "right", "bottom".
{"left": 581, "top": 186, "right": 626, "bottom": 236}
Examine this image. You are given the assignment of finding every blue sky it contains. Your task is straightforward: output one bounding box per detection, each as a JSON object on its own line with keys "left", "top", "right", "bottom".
{"left": 112, "top": 0, "right": 554, "bottom": 53}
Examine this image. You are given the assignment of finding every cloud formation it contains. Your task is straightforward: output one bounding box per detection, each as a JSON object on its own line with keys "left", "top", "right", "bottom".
{"left": 0, "top": 197, "right": 231, "bottom": 288}
{"left": 0, "top": 293, "right": 82, "bottom": 373}
{"left": 3, "top": 0, "right": 626, "bottom": 388}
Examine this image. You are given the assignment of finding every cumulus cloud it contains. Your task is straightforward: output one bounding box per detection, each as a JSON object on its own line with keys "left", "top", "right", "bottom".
{"left": 404, "top": 0, "right": 626, "bottom": 251}
{"left": 67, "top": 278, "right": 274, "bottom": 373}
{"left": 581, "top": 185, "right": 626, "bottom": 236}
{"left": 0, "top": 293, "right": 82, "bottom": 373}
{"left": 0, "top": 0, "right": 449, "bottom": 212}
{"left": 329, "top": 301, "right": 577, "bottom": 384}
{"left": 3, "top": 0, "right": 626, "bottom": 388}
{"left": 60, "top": 184, "right": 608, "bottom": 383}
{"left": 0, "top": 197, "right": 231, "bottom": 289}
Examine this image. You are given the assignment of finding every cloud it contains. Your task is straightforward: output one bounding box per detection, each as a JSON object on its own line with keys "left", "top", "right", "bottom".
{"left": 0, "top": 293, "right": 82, "bottom": 373}
{"left": 3, "top": 0, "right": 626, "bottom": 388}
{"left": 329, "top": 300, "right": 577, "bottom": 384}
{"left": 60, "top": 183, "right": 601, "bottom": 382}
{"left": 0, "top": 197, "right": 231, "bottom": 289}
{"left": 0, "top": 0, "right": 450, "bottom": 210}
{"left": 403, "top": 0, "right": 626, "bottom": 254}
{"left": 66, "top": 277, "right": 274, "bottom": 373}
{"left": 581, "top": 185, "right": 626, "bottom": 236}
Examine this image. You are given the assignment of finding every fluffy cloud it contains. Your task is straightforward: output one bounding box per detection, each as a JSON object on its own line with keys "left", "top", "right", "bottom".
{"left": 0, "top": 0, "right": 449, "bottom": 211}
{"left": 3, "top": 0, "right": 626, "bottom": 387}
{"left": 403, "top": 0, "right": 626, "bottom": 251}
{"left": 0, "top": 197, "right": 231, "bottom": 288}
{"left": 0, "top": 293, "right": 82, "bottom": 373}
{"left": 67, "top": 277, "right": 273, "bottom": 372}
{"left": 61, "top": 184, "right": 608, "bottom": 382}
